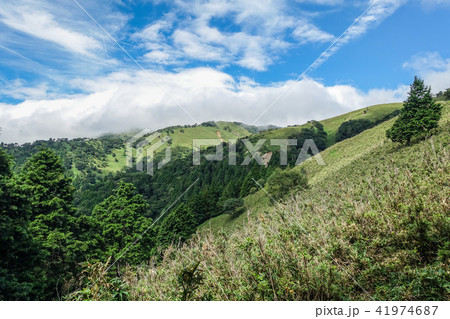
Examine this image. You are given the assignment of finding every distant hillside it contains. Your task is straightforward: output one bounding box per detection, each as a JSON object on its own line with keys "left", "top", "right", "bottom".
{"left": 200, "top": 101, "right": 448, "bottom": 232}
{"left": 234, "top": 122, "right": 280, "bottom": 134}
{"left": 2, "top": 121, "right": 251, "bottom": 177}
{"left": 257, "top": 102, "right": 403, "bottom": 146}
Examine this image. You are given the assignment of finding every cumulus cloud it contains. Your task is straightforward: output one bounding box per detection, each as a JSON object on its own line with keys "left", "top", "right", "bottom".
{"left": 403, "top": 52, "right": 450, "bottom": 92}
{"left": 0, "top": 68, "right": 407, "bottom": 143}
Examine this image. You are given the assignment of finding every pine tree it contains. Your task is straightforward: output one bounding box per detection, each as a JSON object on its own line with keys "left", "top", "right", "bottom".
{"left": 240, "top": 164, "right": 261, "bottom": 197}
{"left": 0, "top": 149, "right": 45, "bottom": 300}
{"left": 386, "top": 77, "right": 443, "bottom": 144}
{"left": 188, "top": 186, "right": 220, "bottom": 224}
{"left": 157, "top": 203, "right": 197, "bottom": 249}
{"left": 19, "top": 148, "right": 77, "bottom": 299}
{"left": 92, "top": 181, "right": 155, "bottom": 264}
{"left": 218, "top": 180, "right": 239, "bottom": 207}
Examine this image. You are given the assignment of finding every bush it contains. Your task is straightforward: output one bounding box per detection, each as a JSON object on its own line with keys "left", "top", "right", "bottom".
{"left": 266, "top": 167, "right": 308, "bottom": 200}
{"left": 289, "top": 121, "right": 327, "bottom": 152}
{"left": 336, "top": 110, "right": 400, "bottom": 142}
{"left": 336, "top": 119, "right": 373, "bottom": 142}
{"left": 201, "top": 121, "right": 216, "bottom": 127}
{"left": 223, "top": 198, "right": 245, "bottom": 218}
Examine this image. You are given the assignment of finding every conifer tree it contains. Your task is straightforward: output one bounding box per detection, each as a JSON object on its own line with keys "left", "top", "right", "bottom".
{"left": 92, "top": 181, "right": 155, "bottom": 264}
{"left": 387, "top": 77, "right": 442, "bottom": 144}
{"left": 19, "top": 148, "right": 77, "bottom": 299}
{"left": 157, "top": 203, "right": 197, "bottom": 248}
{"left": 0, "top": 150, "right": 45, "bottom": 300}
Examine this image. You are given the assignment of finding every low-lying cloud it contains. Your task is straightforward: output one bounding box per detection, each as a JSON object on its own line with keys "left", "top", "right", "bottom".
{"left": 0, "top": 67, "right": 408, "bottom": 144}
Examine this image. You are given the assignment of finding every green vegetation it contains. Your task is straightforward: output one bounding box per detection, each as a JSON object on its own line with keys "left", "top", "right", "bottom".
{"left": 1, "top": 100, "right": 448, "bottom": 301}
{"left": 266, "top": 167, "right": 308, "bottom": 200}
{"left": 112, "top": 105, "right": 449, "bottom": 301}
{"left": 0, "top": 150, "right": 44, "bottom": 300}
{"left": 222, "top": 198, "right": 245, "bottom": 218}
{"left": 387, "top": 77, "right": 443, "bottom": 145}
{"left": 335, "top": 109, "right": 400, "bottom": 142}
{"left": 91, "top": 182, "right": 155, "bottom": 264}
{"left": 435, "top": 88, "right": 450, "bottom": 101}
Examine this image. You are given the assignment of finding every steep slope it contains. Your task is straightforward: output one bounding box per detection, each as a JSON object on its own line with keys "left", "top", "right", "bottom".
{"left": 257, "top": 103, "right": 402, "bottom": 146}
{"left": 118, "top": 102, "right": 449, "bottom": 301}
{"left": 199, "top": 102, "right": 407, "bottom": 232}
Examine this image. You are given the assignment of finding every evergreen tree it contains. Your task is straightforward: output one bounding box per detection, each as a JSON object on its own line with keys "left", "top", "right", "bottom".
{"left": 157, "top": 203, "right": 197, "bottom": 248}
{"left": 218, "top": 181, "right": 240, "bottom": 207}
{"left": 443, "top": 88, "right": 450, "bottom": 100}
{"left": 0, "top": 150, "right": 45, "bottom": 300}
{"left": 92, "top": 181, "right": 155, "bottom": 264}
{"left": 19, "top": 148, "right": 77, "bottom": 299}
{"left": 20, "top": 148, "right": 74, "bottom": 219}
{"left": 188, "top": 186, "right": 220, "bottom": 224}
{"left": 240, "top": 165, "right": 261, "bottom": 197}
{"left": 387, "top": 77, "right": 443, "bottom": 144}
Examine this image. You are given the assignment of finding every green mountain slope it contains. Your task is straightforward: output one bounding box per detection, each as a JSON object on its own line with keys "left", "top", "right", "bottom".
{"left": 3, "top": 121, "right": 251, "bottom": 176}
{"left": 199, "top": 102, "right": 408, "bottom": 232}
{"left": 257, "top": 103, "right": 402, "bottom": 146}
{"left": 123, "top": 101, "right": 449, "bottom": 300}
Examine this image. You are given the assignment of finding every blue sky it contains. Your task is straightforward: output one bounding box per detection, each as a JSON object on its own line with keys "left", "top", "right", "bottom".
{"left": 0, "top": 0, "right": 449, "bottom": 143}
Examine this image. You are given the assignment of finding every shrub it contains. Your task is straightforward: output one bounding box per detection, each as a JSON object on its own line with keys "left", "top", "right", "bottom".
{"left": 222, "top": 198, "right": 245, "bottom": 218}
{"left": 266, "top": 167, "right": 308, "bottom": 200}
{"left": 336, "top": 110, "right": 400, "bottom": 143}
{"left": 177, "top": 261, "right": 203, "bottom": 301}
{"left": 336, "top": 119, "right": 373, "bottom": 142}
{"left": 288, "top": 121, "right": 327, "bottom": 152}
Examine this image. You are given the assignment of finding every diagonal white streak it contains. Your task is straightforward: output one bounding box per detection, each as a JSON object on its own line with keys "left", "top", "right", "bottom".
{"left": 80, "top": 178, "right": 200, "bottom": 298}
{"left": 0, "top": 44, "right": 39, "bottom": 65}
{"left": 72, "top": 0, "right": 199, "bottom": 124}
{"left": 251, "top": 0, "right": 380, "bottom": 125}
{"left": 101, "top": 178, "right": 199, "bottom": 276}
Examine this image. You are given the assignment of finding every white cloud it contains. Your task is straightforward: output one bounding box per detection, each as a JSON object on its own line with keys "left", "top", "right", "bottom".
{"left": 133, "top": 0, "right": 407, "bottom": 71}
{"left": 133, "top": 0, "right": 333, "bottom": 70}
{"left": 0, "top": 68, "right": 407, "bottom": 143}
{"left": 0, "top": 80, "right": 50, "bottom": 101}
{"left": 295, "top": 0, "right": 343, "bottom": 5}
{"left": 0, "top": 0, "right": 102, "bottom": 57}
{"left": 403, "top": 52, "right": 450, "bottom": 92}
{"left": 293, "top": 21, "right": 335, "bottom": 44}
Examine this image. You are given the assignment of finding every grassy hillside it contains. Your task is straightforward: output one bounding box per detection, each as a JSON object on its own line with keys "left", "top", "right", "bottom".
{"left": 109, "top": 102, "right": 449, "bottom": 301}
{"left": 258, "top": 103, "right": 402, "bottom": 146}
{"left": 101, "top": 121, "right": 251, "bottom": 175}
{"left": 199, "top": 102, "right": 407, "bottom": 232}
{"left": 100, "top": 121, "right": 252, "bottom": 174}
{"left": 4, "top": 121, "right": 251, "bottom": 177}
